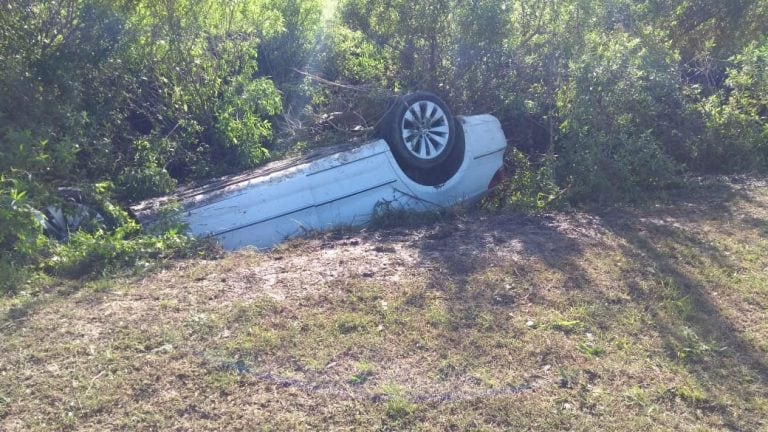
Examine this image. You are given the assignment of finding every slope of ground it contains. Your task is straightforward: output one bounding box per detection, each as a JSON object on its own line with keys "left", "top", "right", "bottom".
{"left": 2, "top": 179, "right": 768, "bottom": 430}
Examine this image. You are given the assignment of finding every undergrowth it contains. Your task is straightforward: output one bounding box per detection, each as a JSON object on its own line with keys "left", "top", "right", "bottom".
{"left": 482, "top": 148, "right": 563, "bottom": 213}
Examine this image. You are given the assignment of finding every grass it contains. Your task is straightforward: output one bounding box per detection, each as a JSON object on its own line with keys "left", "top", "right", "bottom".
{"left": 1, "top": 179, "right": 768, "bottom": 430}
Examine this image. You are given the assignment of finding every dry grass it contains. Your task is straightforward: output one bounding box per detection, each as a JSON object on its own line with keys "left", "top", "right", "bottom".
{"left": 2, "top": 179, "right": 768, "bottom": 431}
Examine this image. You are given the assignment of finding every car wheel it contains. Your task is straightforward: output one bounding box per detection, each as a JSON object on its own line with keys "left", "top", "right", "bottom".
{"left": 383, "top": 92, "right": 456, "bottom": 169}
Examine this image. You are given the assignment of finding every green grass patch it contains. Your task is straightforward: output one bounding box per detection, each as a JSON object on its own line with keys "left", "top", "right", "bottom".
{"left": 2, "top": 183, "right": 768, "bottom": 430}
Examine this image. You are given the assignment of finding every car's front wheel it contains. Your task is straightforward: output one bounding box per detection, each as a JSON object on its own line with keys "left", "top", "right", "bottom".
{"left": 382, "top": 92, "right": 456, "bottom": 170}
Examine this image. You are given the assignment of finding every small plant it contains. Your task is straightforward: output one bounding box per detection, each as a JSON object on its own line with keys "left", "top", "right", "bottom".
{"left": 426, "top": 300, "right": 450, "bottom": 327}
{"left": 624, "top": 386, "right": 649, "bottom": 408}
{"left": 577, "top": 341, "right": 606, "bottom": 358}
{"left": 381, "top": 384, "right": 415, "bottom": 420}
{"left": 432, "top": 357, "right": 463, "bottom": 382}
{"left": 469, "top": 367, "right": 498, "bottom": 388}
{"left": 226, "top": 326, "right": 280, "bottom": 356}
{"left": 475, "top": 311, "right": 496, "bottom": 331}
{"left": 669, "top": 326, "right": 712, "bottom": 363}
{"left": 549, "top": 320, "right": 584, "bottom": 333}
{"left": 0, "top": 178, "right": 47, "bottom": 293}
{"left": 229, "top": 298, "right": 280, "bottom": 324}
{"left": 666, "top": 295, "right": 695, "bottom": 321}
{"left": 85, "top": 277, "right": 116, "bottom": 293}
{"left": 674, "top": 384, "right": 706, "bottom": 404}
{"left": 335, "top": 312, "right": 373, "bottom": 334}
{"left": 349, "top": 361, "right": 375, "bottom": 385}
{"left": 558, "top": 368, "right": 580, "bottom": 389}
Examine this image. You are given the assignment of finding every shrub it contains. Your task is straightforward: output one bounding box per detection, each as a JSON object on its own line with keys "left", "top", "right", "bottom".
{"left": 554, "top": 32, "right": 683, "bottom": 203}
{"left": 483, "top": 149, "right": 561, "bottom": 212}
{"left": 47, "top": 214, "right": 194, "bottom": 279}
{"left": 257, "top": 0, "right": 324, "bottom": 85}
{"left": 0, "top": 178, "right": 47, "bottom": 293}
{"left": 213, "top": 76, "right": 282, "bottom": 170}
{"left": 322, "top": 26, "right": 389, "bottom": 85}
{"left": 692, "top": 40, "right": 768, "bottom": 172}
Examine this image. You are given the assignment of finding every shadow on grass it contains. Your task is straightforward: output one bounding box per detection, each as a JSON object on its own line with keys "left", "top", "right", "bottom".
{"left": 415, "top": 211, "right": 592, "bottom": 301}
{"left": 410, "top": 179, "right": 767, "bottom": 429}
{"left": 606, "top": 225, "right": 766, "bottom": 430}
{"left": 0, "top": 272, "right": 144, "bottom": 337}
{"left": 598, "top": 183, "right": 768, "bottom": 430}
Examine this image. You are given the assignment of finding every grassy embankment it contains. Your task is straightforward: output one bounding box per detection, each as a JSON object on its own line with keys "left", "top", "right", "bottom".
{"left": 2, "top": 179, "right": 767, "bottom": 430}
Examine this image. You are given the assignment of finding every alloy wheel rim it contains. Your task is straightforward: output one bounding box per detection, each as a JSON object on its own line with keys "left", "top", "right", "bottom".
{"left": 400, "top": 100, "right": 450, "bottom": 160}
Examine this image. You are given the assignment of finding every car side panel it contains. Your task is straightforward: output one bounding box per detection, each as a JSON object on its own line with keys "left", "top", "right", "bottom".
{"left": 140, "top": 115, "right": 507, "bottom": 250}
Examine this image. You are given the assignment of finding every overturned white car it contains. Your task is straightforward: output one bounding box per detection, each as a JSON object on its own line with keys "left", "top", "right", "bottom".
{"left": 130, "top": 93, "right": 508, "bottom": 250}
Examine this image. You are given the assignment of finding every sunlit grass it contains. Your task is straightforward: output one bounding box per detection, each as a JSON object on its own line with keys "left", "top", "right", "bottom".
{"left": 1, "top": 182, "right": 767, "bottom": 430}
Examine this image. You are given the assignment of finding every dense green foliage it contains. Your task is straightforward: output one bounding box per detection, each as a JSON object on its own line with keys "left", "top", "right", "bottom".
{"left": 0, "top": 0, "right": 321, "bottom": 291}
{"left": 1, "top": 0, "right": 767, "bottom": 292}
{"left": 331, "top": 0, "right": 768, "bottom": 205}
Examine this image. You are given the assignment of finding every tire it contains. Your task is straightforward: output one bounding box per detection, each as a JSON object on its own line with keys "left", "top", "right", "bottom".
{"left": 382, "top": 92, "right": 456, "bottom": 169}
{"left": 400, "top": 117, "right": 466, "bottom": 186}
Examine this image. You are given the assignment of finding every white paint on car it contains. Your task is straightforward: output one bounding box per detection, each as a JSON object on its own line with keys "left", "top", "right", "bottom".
{"left": 131, "top": 114, "right": 507, "bottom": 250}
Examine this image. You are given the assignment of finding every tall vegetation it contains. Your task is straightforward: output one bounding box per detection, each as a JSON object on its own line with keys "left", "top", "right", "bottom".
{"left": 1, "top": 0, "right": 767, "bottom": 291}
{"left": 329, "top": 0, "right": 768, "bottom": 204}
{"left": 0, "top": 0, "right": 322, "bottom": 291}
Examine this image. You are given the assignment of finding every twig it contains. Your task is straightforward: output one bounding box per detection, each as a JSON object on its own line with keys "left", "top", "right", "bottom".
{"left": 291, "top": 69, "right": 377, "bottom": 92}
{"left": 84, "top": 370, "right": 106, "bottom": 399}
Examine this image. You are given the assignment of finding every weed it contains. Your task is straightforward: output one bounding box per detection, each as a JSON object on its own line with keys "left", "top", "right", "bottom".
{"left": 47, "top": 219, "right": 195, "bottom": 279}
{"left": 229, "top": 298, "right": 279, "bottom": 324}
{"left": 226, "top": 326, "right": 279, "bottom": 356}
{"left": 469, "top": 367, "right": 498, "bottom": 388}
{"left": 558, "top": 368, "right": 581, "bottom": 389}
{"left": 335, "top": 312, "right": 374, "bottom": 334}
{"left": 206, "top": 371, "right": 242, "bottom": 392}
{"left": 158, "top": 299, "right": 179, "bottom": 311}
{"left": 431, "top": 357, "right": 464, "bottom": 382}
{"left": 624, "top": 386, "right": 649, "bottom": 408}
{"left": 185, "top": 312, "right": 223, "bottom": 339}
{"left": 381, "top": 384, "right": 415, "bottom": 420}
{"left": 349, "top": 361, "right": 375, "bottom": 385}
{"left": 577, "top": 341, "right": 606, "bottom": 358}
{"left": 666, "top": 295, "right": 695, "bottom": 320}
{"left": 550, "top": 320, "right": 584, "bottom": 333}
{"left": 475, "top": 311, "right": 496, "bottom": 331}
{"left": 84, "top": 277, "right": 115, "bottom": 293}
{"left": 426, "top": 300, "right": 450, "bottom": 327}
{"left": 669, "top": 326, "right": 711, "bottom": 363}
{"left": 674, "top": 385, "right": 706, "bottom": 404}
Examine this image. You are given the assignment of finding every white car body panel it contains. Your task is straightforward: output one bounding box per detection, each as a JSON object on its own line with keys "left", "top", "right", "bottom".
{"left": 131, "top": 114, "right": 507, "bottom": 250}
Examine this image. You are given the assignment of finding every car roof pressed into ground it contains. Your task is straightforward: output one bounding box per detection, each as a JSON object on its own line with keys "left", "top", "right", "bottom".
{"left": 130, "top": 103, "right": 507, "bottom": 250}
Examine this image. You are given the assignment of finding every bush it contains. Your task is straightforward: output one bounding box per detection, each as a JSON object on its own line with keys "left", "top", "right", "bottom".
{"left": 322, "top": 26, "right": 389, "bottom": 85}
{"left": 483, "top": 149, "right": 561, "bottom": 212}
{"left": 0, "top": 0, "right": 317, "bottom": 290}
{"left": 213, "top": 76, "right": 282, "bottom": 170}
{"left": 0, "top": 178, "right": 47, "bottom": 293}
{"left": 47, "top": 225, "right": 193, "bottom": 279}
{"left": 554, "top": 32, "right": 683, "bottom": 203}
{"left": 257, "top": 0, "right": 324, "bottom": 85}
{"left": 0, "top": 0, "right": 310, "bottom": 198}
{"left": 691, "top": 40, "right": 768, "bottom": 172}
{"left": 43, "top": 197, "right": 200, "bottom": 278}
